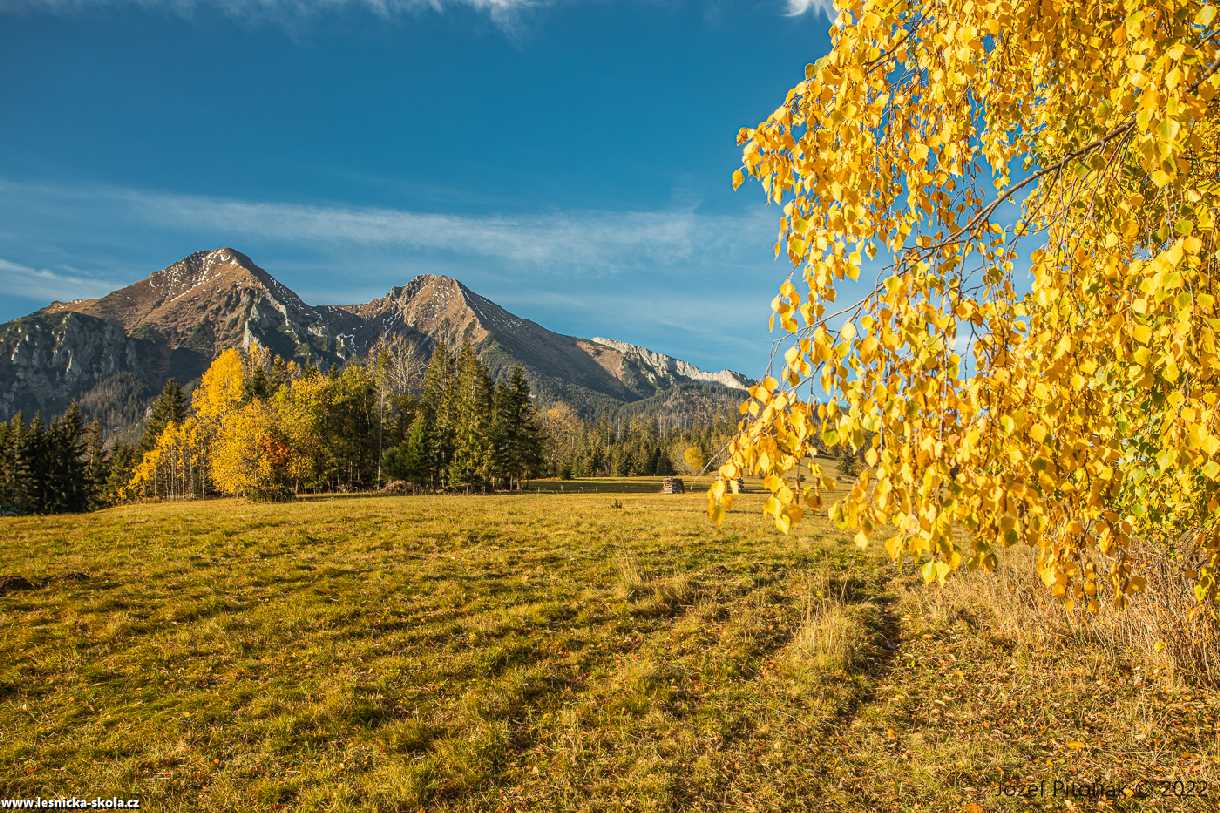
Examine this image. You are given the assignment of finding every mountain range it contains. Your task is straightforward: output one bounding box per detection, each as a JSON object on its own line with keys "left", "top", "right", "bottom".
{"left": 0, "top": 248, "right": 749, "bottom": 437}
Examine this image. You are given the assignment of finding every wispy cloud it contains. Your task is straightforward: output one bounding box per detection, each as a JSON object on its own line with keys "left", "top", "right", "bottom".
{"left": 0, "top": 257, "right": 122, "bottom": 304}
{"left": 131, "top": 191, "right": 702, "bottom": 270}
{"left": 783, "top": 0, "right": 834, "bottom": 19}
{"left": 0, "top": 177, "right": 786, "bottom": 372}
{"left": 0, "top": 0, "right": 539, "bottom": 32}
{"left": 0, "top": 178, "right": 768, "bottom": 274}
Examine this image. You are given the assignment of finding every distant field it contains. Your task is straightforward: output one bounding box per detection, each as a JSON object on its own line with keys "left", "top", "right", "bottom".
{"left": 1, "top": 481, "right": 1217, "bottom": 811}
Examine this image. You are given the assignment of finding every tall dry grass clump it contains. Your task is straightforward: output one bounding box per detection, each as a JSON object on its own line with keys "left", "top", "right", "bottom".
{"left": 786, "top": 568, "right": 878, "bottom": 675}
{"left": 613, "top": 552, "right": 645, "bottom": 599}
{"left": 910, "top": 544, "right": 1220, "bottom": 688}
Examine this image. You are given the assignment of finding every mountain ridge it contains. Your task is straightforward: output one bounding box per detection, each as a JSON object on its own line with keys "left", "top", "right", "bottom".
{"left": 3, "top": 248, "right": 749, "bottom": 435}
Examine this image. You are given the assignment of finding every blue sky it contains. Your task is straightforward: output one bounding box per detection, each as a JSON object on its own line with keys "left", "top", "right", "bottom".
{"left": 0, "top": 0, "right": 836, "bottom": 374}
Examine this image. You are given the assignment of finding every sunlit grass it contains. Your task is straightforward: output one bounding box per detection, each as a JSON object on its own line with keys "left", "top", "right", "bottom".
{"left": 1, "top": 480, "right": 1216, "bottom": 811}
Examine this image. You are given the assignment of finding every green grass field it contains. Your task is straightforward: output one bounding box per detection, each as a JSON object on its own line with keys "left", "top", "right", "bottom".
{"left": 2, "top": 480, "right": 1218, "bottom": 811}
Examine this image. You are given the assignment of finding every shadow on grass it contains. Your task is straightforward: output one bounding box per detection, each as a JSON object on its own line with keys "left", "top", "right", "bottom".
{"left": 522, "top": 478, "right": 670, "bottom": 495}
{"left": 291, "top": 478, "right": 709, "bottom": 499}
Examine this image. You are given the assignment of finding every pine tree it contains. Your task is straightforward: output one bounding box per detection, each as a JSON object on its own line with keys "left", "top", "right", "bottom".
{"left": 838, "top": 446, "right": 862, "bottom": 480}
{"left": 0, "top": 415, "right": 24, "bottom": 513}
{"left": 141, "top": 379, "right": 189, "bottom": 453}
{"left": 83, "top": 419, "right": 109, "bottom": 510}
{"left": 490, "top": 367, "right": 543, "bottom": 489}
{"left": 22, "top": 416, "right": 50, "bottom": 514}
{"left": 421, "top": 341, "right": 455, "bottom": 488}
{"left": 11, "top": 415, "right": 36, "bottom": 514}
{"left": 47, "top": 405, "right": 88, "bottom": 512}
{"left": 448, "top": 344, "right": 493, "bottom": 490}
{"left": 586, "top": 435, "right": 605, "bottom": 478}
{"left": 245, "top": 366, "right": 274, "bottom": 402}
{"left": 102, "top": 443, "right": 136, "bottom": 507}
{"left": 382, "top": 410, "right": 432, "bottom": 488}
{"left": 489, "top": 380, "right": 512, "bottom": 488}
{"left": 513, "top": 370, "right": 544, "bottom": 486}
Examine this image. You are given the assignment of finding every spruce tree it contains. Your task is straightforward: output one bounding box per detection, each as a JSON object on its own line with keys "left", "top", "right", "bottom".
{"left": 48, "top": 405, "right": 88, "bottom": 512}
{"left": 9, "top": 415, "right": 35, "bottom": 514}
{"left": 23, "top": 416, "right": 49, "bottom": 514}
{"left": 245, "top": 366, "right": 274, "bottom": 402}
{"left": 490, "top": 367, "right": 542, "bottom": 489}
{"left": 83, "top": 419, "right": 109, "bottom": 510}
{"left": 103, "top": 444, "right": 137, "bottom": 507}
{"left": 0, "top": 416, "right": 18, "bottom": 513}
{"left": 448, "top": 344, "right": 493, "bottom": 490}
{"left": 382, "top": 410, "right": 432, "bottom": 488}
{"left": 513, "top": 368, "right": 544, "bottom": 485}
{"left": 489, "top": 380, "right": 512, "bottom": 488}
{"left": 421, "top": 341, "right": 455, "bottom": 487}
{"left": 141, "top": 379, "right": 188, "bottom": 453}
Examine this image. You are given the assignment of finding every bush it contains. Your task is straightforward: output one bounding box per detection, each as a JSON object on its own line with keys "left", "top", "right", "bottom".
{"left": 248, "top": 486, "right": 295, "bottom": 503}
{"left": 838, "top": 448, "right": 862, "bottom": 479}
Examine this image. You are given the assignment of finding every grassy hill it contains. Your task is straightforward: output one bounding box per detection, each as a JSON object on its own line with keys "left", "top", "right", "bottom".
{"left": 1, "top": 483, "right": 1217, "bottom": 811}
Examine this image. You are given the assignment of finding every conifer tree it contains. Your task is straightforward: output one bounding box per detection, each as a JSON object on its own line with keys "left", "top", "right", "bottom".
{"left": 48, "top": 405, "right": 88, "bottom": 513}
{"left": 490, "top": 366, "right": 543, "bottom": 489}
{"left": 141, "top": 379, "right": 188, "bottom": 453}
{"left": 0, "top": 415, "right": 29, "bottom": 513}
{"left": 83, "top": 420, "right": 110, "bottom": 510}
{"left": 382, "top": 410, "right": 432, "bottom": 488}
{"left": 449, "top": 343, "right": 493, "bottom": 489}
{"left": 23, "top": 416, "right": 49, "bottom": 514}
{"left": 102, "top": 443, "right": 136, "bottom": 507}
{"left": 421, "top": 341, "right": 455, "bottom": 487}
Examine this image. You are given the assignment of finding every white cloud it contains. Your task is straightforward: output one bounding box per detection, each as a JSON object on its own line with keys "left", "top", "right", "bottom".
{"left": 0, "top": 177, "right": 783, "bottom": 293}
{"left": 0, "top": 0, "right": 539, "bottom": 32}
{"left": 784, "top": 0, "right": 834, "bottom": 19}
{"left": 0, "top": 178, "right": 761, "bottom": 273}
{"left": 0, "top": 257, "right": 122, "bottom": 304}
{"left": 126, "top": 189, "right": 703, "bottom": 270}
{"left": 0, "top": 179, "right": 787, "bottom": 371}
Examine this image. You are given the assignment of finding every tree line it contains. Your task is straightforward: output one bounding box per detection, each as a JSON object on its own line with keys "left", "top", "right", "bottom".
{"left": 0, "top": 407, "right": 118, "bottom": 514}
{"left": 128, "top": 339, "right": 546, "bottom": 500}
{"left": 539, "top": 401, "right": 736, "bottom": 480}
{"left": 0, "top": 338, "right": 736, "bottom": 513}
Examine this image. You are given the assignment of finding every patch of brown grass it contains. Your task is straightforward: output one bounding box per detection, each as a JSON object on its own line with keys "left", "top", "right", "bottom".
{"left": 912, "top": 545, "right": 1220, "bottom": 689}
{"left": 784, "top": 569, "right": 879, "bottom": 675}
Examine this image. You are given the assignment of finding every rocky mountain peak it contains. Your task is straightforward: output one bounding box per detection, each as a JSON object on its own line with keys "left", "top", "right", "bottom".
{"left": 3, "top": 250, "right": 751, "bottom": 434}
{"left": 584, "top": 337, "right": 750, "bottom": 392}
{"left": 38, "top": 247, "right": 333, "bottom": 371}
{"left": 146, "top": 247, "right": 255, "bottom": 298}
{"left": 356, "top": 273, "right": 487, "bottom": 348}
{"left": 382, "top": 273, "right": 467, "bottom": 306}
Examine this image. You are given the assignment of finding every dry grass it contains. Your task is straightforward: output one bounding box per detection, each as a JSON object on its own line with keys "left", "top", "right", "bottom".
{"left": 1, "top": 480, "right": 1218, "bottom": 811}
{"left": 0, "top": 484, "right": 878, "bottom": 811}
{"left": 612, "top": 550, "right": 645, "bottom": 598}
{"left": 912, "top": 545, "right": 1220, "bottom": 689}
{"left": 785, "top": 568, "right": 878, "bottom": 674}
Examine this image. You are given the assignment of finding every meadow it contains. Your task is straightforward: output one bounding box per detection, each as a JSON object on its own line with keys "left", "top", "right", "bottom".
{"left": 1, "top": 479, "right": 1218, "bottom": 811}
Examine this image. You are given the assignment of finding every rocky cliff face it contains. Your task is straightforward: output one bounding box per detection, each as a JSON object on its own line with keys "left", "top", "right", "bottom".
{"left": 580, "top": 337, "right": 749, "bottom": 394}
{"left": 4, "top": 248, "right": 750, "bottom": 432}
{"left": 0, "top": 311, "right": 170, "bottom": 424}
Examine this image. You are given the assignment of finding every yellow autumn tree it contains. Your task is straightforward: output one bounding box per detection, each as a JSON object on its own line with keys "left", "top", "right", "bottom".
{"left": 682, "top": 445, "right": 706, "bottom": 475}
{"left": 711, "top": 0, "right": 1219, "bottom": 612}
{"left": 126, "top": 419, "right": 208, "bottom": 500}
{"left": 210, "top": 399, "right": 293, "bottom": 499}
{"left": 192, "top": 347, "right": 247, "bottom": 422}
{"left": 128, "top": 347, "right": 252, "bottom": 501}
{"left": 271, "top": 373, "right": 333, "bottom": 492}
